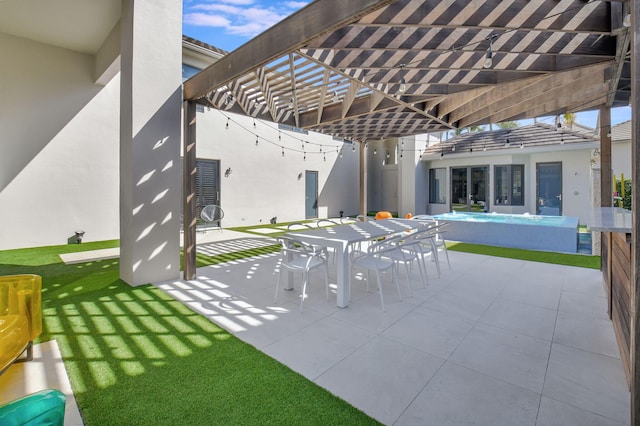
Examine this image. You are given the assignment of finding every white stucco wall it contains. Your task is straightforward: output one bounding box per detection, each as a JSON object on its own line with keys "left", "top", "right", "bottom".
{"left": 189, "top": 110, "right": 360, "bottom": 225}
{"left": 612, "top": 140, "right": 632, "bottom": 179}
{"left": 1, "top": 32, "right": 358, "bottom": 252}
{"left": 0, "top": 33, "right": 120, "bottom": 250}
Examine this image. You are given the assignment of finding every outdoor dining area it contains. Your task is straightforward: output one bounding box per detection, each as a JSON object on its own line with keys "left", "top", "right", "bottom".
{"left": 157, "top": 219, "right": 629, "bottom": 425}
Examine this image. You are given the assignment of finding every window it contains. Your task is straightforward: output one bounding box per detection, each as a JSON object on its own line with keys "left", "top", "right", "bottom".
{"left": 494, "top": 165, "right": 524, "bottom": 205}
{"left": 180, "top": 159, "right": 220, "bottom": 221}
{"left": 429, "top": 168, "right": 446, "bottom": 204}
{"left": 195, "top": 160, "right": 220, "bottom": 213}
{"left": 182, "top": 63, "right": 201, "bottom": 82}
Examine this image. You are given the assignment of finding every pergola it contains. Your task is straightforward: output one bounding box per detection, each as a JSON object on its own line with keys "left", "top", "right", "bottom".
{"left": 182, "top": 0, "right": 638, "bottom": 421}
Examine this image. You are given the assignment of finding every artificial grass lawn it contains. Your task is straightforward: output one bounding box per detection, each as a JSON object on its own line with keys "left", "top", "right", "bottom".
{"left": 447, "top": 242, "right": 601, "bottom": 269}
{"left": 0, "top": 241, "right": 378, "bottom": 425}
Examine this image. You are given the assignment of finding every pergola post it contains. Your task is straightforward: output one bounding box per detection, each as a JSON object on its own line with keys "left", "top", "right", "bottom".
{"left": 183, "top": 101, "right": 197, "bottom": 280}
{"left": 600, "top": 105, "right": 612, "bottom": 208}
{"left": 631, "top": 0, "right": 639, "bottom": 422}
{"left": 359, "top": 141, "right": 367, "bottom": 216}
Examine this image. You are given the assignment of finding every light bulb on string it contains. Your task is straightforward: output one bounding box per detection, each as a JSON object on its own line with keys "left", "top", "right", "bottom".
{"left": 281, "top": 147, "right": 285, "bottom": 157}
{"left": 226, "top": 118, "right": 229, "bottom": 129}
{"left": 255, "top": 136, "right": 259, "bottom": 146}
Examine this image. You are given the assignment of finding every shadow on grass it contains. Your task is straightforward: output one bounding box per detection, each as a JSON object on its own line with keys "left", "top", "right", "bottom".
{"left": 0, "top": 243, "right": 378, "bottom": 425}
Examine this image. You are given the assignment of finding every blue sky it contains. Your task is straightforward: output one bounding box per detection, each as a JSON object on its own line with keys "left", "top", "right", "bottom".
{"left": 182, "top": 0, "right": 631, "bottom": 129}
{"left": 183, "top": 0, "right": 308, "bottom": 52}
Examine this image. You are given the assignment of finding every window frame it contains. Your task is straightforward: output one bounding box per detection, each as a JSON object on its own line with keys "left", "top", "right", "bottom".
{"left": 428, "top": 167, "right": 447, "bottom": 204}
{"left": 494, "top": 164, "right": 524, "bottom": 206}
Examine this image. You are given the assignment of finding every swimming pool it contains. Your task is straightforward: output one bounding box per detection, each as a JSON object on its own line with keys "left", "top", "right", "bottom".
{"left": 432, "top": 212, "right": 579, "bottom": 253}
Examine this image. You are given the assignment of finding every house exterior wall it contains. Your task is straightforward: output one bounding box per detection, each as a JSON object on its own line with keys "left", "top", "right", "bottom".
{"left": 0, "top": 31, "right": 358, "bottom": 252}
{"left": 612, "top": 139, "right": 632, "bottom": 179}
{"left": 422, "top": 146, "right": 597, "bottom": 221}
{"left": 0, "top": 33, "right": 120, "bottom": 250}
{"left": 193, "top": 110, "right": 359, "bottom": 224}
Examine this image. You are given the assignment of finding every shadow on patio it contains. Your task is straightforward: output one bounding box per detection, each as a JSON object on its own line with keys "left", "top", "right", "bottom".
{"left": 158, "top": 237, "right": 630, "bottom": 425}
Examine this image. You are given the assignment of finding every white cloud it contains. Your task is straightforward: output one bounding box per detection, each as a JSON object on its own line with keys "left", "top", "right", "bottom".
{"left": 185, "top": 0, "right": 309, "bottom": 38}
{"left": 184, "top": 12, "right": 230, "bottom": 28}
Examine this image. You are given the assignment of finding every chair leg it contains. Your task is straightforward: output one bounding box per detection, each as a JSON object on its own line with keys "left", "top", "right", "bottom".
{"left": 401, "top": 261, "right": 412, "bottom": 297}
{"left": 441, "top": 244, "right": 451, "bottom": 269}
{"left": 274, "top": 268, "right": 283, "bottom": 303}
{"left": 16, "top": 342, "right": 34, "bottom": 363}
{"left": 392, "top": 264, "right": 403, "bottom": 301}
{"left": 300, "top": 271, "right": 309, "bottom": 313}
{"left": 430, "top": 242, "right": 442, "bottom": 278}
{"left": 374, "top": 269, "right": 385, "bottom": 311}
{"left": 415, "top": 255, "right": 427, "bottom": 288}
{"left": 324, "top": 264, "right": 330, "bottom": 300}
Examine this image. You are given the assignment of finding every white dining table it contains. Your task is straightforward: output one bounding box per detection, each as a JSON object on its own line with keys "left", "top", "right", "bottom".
{"left": 282, "top": 218, "right": 425, "bottom": 308}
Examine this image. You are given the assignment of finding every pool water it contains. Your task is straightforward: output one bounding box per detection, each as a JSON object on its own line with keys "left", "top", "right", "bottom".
{"left": 434, "top": 211, "right": 575, "bottom": 227}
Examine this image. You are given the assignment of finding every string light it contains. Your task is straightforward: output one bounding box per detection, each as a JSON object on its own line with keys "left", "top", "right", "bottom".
{"left": 255, "top": 136, "right": 259, "bottom": 146}
{"left": 483, "top": 37, "right": 494, "bottom": 69}
{"left": 226, "top": 118, "right": 229, "bottom": 129}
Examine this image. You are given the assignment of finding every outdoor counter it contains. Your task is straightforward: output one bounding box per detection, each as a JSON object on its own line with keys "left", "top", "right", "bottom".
{"left": 581, "top": 207, "right": 631, "bottom": 233}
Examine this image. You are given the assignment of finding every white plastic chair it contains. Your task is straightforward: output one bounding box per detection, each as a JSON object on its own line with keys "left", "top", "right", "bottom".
{"left": 384, "top": 231, "right": 429, "bottom": 292}
{"left": 287, "top": 222, "right": 313, "bottom": 232}
{"left": 411, "top": 216, "right": 451, "bottom": 270}
{"left": 316, "top": 219, "right": 338, "bottom": 228}
{"left": 404, "top": 225, "right": 441, "bottom": 279}
{"left": 274, "top": 236, "right": 330, "bottom": 313}
{"left": 200, "top": 204, "right": 224, "bottom": 232}
{"left": 351, "top": 233, "right": 404, "bottom": 311}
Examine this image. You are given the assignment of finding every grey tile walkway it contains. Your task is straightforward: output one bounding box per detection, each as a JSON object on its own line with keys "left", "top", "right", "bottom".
{"left": 155, "top": 241, "right": 630, "bottom": 425}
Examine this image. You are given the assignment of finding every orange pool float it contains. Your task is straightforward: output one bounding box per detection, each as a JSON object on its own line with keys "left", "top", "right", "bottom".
{"left": 375, "top": 211, "right": 393, "bottom": 220}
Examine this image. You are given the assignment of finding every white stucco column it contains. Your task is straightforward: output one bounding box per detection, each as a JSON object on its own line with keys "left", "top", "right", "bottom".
{"left": 119, "top": 0, "right": 182, "bottom": 285}
{"left": 398, "top": 136, "right": 416, "bottom": 217}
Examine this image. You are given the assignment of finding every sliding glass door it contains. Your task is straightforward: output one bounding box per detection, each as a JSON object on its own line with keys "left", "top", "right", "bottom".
{"left": 451, "top": 166, "right": 488, "bottom": 212}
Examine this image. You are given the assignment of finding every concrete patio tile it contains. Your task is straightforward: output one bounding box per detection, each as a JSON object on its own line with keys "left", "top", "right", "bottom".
{"left": 536, "top": 396, "right": 626, "bottom": 426}
{"left": 479, "top": 297, "right": 557, "bottom": 341}
{"left": 381, "top": 306, "right": 475, "bottom": 359}
{"left": 543, "top": 343, "right": 629, "bottom": 424}
{"left": 499, "top": 279, "right": 562, "bottom": 310}
{"left": 329, "top": 294, "right": 418, "bottom": 334}
{"left": 553, "top": 310, "right": 620, "bottom": 359}
{"left": 449, "top": 323, "right": 551, "bottom": 393}
{"left": 315, "top": 336, "right": 444, "bottom": 426}
{"left": 562, "top": 268, "right": 607, "bottom": 297}
{"left": 395, "top": 361, "right": 540, "bottom": 426}
{"left": 420, "top": 285, "right": 497, "bottom": 322}
{"left": 261, "top": 316, "right": 374, "bottom": 380}
{"left": 558, "top": 290, "right": 609, "bottom": 320}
